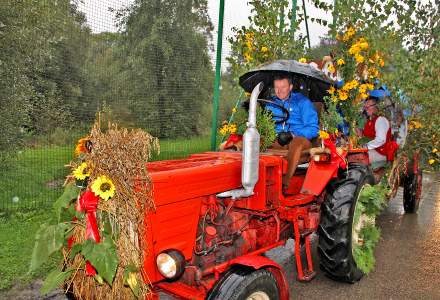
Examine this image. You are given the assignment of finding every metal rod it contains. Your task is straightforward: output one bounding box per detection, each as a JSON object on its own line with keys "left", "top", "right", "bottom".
{"left": 302, "top": 0, "right": 311, "bottom": 48}
{"left": 210, "top": 0, "right": 225, "bottom": 150}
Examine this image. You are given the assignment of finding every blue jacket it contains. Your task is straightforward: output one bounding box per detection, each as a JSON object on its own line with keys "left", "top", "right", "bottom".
{"left": 266, "top": 92, "right": 319, "bottom": 140}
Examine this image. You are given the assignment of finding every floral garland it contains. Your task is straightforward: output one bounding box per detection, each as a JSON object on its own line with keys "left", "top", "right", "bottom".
{"left": 30, "top": 121, "right": 159, "bottom": 299}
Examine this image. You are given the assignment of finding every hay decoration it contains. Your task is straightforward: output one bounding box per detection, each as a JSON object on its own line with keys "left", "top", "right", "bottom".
{"left": 64, "top": 120, "right": 159, "bottom": 300}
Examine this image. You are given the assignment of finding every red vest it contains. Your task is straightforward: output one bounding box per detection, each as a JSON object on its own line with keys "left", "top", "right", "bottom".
{"left": 363, "top": 115, "right": 398, "bottom": 161}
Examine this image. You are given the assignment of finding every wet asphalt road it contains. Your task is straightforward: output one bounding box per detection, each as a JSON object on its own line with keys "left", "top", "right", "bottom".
{"left": 267, "top": 172, "right": 440, "bottom": 300}
{"left": 3, "top": 174, "right": 439, "bottom": 300}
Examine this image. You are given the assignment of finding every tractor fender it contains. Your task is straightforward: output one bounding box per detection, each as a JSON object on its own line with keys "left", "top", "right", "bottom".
{"left": 230, "top": 255, "right": 289, "bottom": 300}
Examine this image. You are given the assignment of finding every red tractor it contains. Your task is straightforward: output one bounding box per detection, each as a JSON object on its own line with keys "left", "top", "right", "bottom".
{"left": 143, "top": 61, "right": 422, "bottom": 299}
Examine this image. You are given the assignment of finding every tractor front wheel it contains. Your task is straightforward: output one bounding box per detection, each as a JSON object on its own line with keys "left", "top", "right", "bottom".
{"left": 318, "top": 165, "right": 375, "bottom": 283}
{"left": 207, "top": 268, "right": 280, "bottom": 300}
{"left": 403, "top": 163, "right": 423, "bottom": 213}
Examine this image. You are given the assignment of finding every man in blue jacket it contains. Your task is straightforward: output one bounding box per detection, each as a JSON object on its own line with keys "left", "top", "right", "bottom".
{"left": 266, "top": 75, "right": 319, "bottom": 189}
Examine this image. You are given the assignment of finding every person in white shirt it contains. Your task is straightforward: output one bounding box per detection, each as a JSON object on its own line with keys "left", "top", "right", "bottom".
{"left": 356, "top": 98, "right": 398, "bottom": 168}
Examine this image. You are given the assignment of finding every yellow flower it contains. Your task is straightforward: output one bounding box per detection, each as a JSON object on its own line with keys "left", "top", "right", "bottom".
{"left": 433, "top": 148, "right": 438, "bottom": 153}
{"left": 232, "top": 107, "right": 237, "bottom": 113}
{"left": 244, "top": 52, "right": 253, "bottom": 63}
{"left": 327, "top": 86, "right": 336, "bottom": 95}
{"left": 428, "top": 159, "right": 435, "bottom": 165}
{"left": 378, "top": 58, "right": 385, "bottom": 67}
{"left": 368, "top": 67, "right": 379, "bottom": 78}
{"left": 73, "top": 163, "right": 90, "bottom": 181}
{"left": 337, "top": 58, "right": 345, "bottom": 66}
{"left": 319, "top": 130, "right": 330, "bottom": 139}
{"left": 338, "top": 90, "right": 349, "bottom": 101}
{"left": 327, "top": 64, "right": 336, "bottom": 74}
{"left": 355, "top": 54, "right": 365, "bottom": 64}
{"left": 219, "top": 126, "right": 227, "bottom": 136}
{"left": 359, "top": 92, "right": 368, "bottom": 100}
{"left": 336, "top": 33, "right": 342, "bottom": 41}
{"left": 127, "top": 272, "right": 138, "bottom": 292}
{"left": 349, "top": 79, "right": 359, "bottom": 89}
{"left": 298, "top": 57, "right": 307, "bottom": 63}
{"left": 331, "top": 95, "right": 338, "bottom": 103}
{"left": 91, "top": 175, "right": 115, "bottom": 201}
{"left": 349, "top": 45, "right": 361, "bottom": 55}
{"left": 358, "top": 42, "right": 369, "bottom": 50}
{"left": 410, "top": 120, "right": 423, "bottom": 129}
{"left": 261, "top": 46, "right": 268, "bottom": 53}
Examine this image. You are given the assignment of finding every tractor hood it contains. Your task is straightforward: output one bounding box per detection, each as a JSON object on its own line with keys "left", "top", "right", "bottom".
{"left": 147, "top": 152, "right": 243, "bottom": 206}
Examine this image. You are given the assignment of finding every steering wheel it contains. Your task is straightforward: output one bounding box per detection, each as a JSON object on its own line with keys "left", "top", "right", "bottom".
{"left": 257, "top": 99, "right": 289, "bottom": 124}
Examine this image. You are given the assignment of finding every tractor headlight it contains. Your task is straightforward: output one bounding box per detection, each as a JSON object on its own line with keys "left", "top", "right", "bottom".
{"left": 156, "top": 250, "right": 185, "bottom": 279}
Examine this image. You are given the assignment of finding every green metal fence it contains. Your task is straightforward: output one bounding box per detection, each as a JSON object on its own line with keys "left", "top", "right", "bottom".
{"left": 0, "top": 0, "right": 330, "bottom": 211}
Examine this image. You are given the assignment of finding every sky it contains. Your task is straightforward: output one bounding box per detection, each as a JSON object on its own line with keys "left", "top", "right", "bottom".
{"left": 77, "top": 0, "right": 332, "bottom": 65}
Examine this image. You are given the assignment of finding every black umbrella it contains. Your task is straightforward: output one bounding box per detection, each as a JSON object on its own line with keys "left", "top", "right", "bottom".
{"left": 239, "top": 59, "right": 335, "bottom": 102}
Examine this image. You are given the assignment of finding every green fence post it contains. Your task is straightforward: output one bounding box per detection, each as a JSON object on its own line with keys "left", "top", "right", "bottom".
{"left": 291, "top": 0, "right": 298, "bottom": 35}
{"left": 333, "top": 0, "right": 337, "bottom": 34}
{"left": 302, "top": 0, "right": 311, "bottom": 48}
{"left": 210, "top": 0, "right": 225, "bottom": 150}
{"left": 279, "top": 4, "right": 285, "bottom": 36}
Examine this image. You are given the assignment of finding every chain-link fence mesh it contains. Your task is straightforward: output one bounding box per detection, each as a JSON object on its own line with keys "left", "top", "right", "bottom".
{"left": 0, "top": 0, "right": 244, "bottom": 211}
{"left": 0, "top": 0, "right": 330, "bottom": 211}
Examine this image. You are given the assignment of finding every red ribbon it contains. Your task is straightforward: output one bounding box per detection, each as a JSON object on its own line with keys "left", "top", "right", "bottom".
{"left": 76, "top": 189, "right": 100, "bottom": 276}
{"left": 323, "top": 138, "right": 347, "bottom": 169}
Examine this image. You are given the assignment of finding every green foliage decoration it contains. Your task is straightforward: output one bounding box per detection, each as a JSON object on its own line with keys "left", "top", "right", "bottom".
{"left": 82, "top": 238, "right": 119, "bottom": 285}
{"left": 352, "top": 224, "right": 381, "bottom": 274}
{"left": 230, "top": 106, "right": 276, "bottom": 152}
{"left": 40, "top": 267, "right": 74, "bottom": 295}
{"left": 29, "top": 223, "right": 70, "bottom": 272}
{"left": 352, "top": 183, "right": 388, "bottom": 274}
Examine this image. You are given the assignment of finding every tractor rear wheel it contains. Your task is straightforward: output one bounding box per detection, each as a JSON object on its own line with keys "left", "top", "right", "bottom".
{"left": 403, "top": 163, "right": 423, "bottom": 213}
{"left": 318, "top": 165, "right": 375, "bottom": 283}
{"left": 207, "top": 268, "right": 280, "bottom": 300}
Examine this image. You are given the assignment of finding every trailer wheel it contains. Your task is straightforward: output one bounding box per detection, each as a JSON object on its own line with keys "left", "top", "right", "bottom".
{"left": 403, "top": 164, "right": 423, "bottom": 213}
{"left": 207, "top": 268, "right": 280, "bottom": 300}
{"left": 318, "top": 165, "right": 375, "bottom": 283}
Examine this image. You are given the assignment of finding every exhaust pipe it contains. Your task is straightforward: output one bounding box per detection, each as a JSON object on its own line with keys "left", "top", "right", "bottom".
{"left": 217, "top": 82, "right": 263, "bottom": 199}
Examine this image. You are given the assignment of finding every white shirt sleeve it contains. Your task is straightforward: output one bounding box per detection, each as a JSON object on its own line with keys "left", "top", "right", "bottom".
{"left": 366, "top": 116, "right": 389, "bottom": 150}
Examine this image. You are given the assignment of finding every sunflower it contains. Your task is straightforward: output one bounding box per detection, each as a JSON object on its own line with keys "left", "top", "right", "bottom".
{"left": 298, "top": 57, "right": 307, "bottom": 63}
{"left": 73, "top": 162, "right": 91, "bottom": 180}
{"left": 91, "top": 175, "right": 115, "bottom": 201}
{"left": 337, "top": 58, "right": 345, "bottom": 66}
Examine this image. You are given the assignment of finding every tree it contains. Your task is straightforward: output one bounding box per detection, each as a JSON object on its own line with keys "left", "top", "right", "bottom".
{"left": 227, "top": 0, "right": 307, "bottom": 80}
{"left": 114, "top": 0, "right": 214, "bottom": 138}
